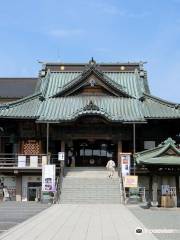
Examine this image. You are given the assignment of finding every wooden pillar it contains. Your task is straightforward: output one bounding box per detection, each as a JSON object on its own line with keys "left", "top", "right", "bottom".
{"left": 60, "top": 141, "right": 65, "bottom": 175}
{"left": 117, "top": 141, "right": 122, "bottom": 165}
{"left": 152, "top": 175, "right": 158, "bottom": 206}
{"left": 133, "top": 124, "right": 136, "bottom": 175}
{"left": 61, "top": 141, "right": 65, "bottom": 152}
{"left": 16, "top": 174, "right": 22, "bottom": 202}
{"left": 175, "top": 175, "right": 180, "bottom": 207}
{"left": 117, "top": 141, "right": 122, "bottom": 177}
{"left": 46, "top": 123, "right": 49, "bottom": 155}
{"left": 148, "top": 174, "right": 153, "bottom": 207}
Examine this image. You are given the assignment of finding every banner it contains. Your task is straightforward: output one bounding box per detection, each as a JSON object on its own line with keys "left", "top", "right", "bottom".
{"left": 18, "top": 155, "right": 26, "bottom": 167}
{"left": 42, "top": 165, "right": 56, "bottom": 192}
{"left": 120, "top": 153, "right": 131, "bottom": 176}
{"left": 124, "top": 175, "right": 138, "bottom": 188}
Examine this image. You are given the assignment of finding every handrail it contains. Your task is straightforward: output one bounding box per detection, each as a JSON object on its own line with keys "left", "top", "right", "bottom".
{"left": 56, "top": 161, "right": 64, "bottom": 203}
{"left": 0, "top": 153, "right": 60, "bottom": 168}
{"left": 118, "top": 161, "right": 126, "bottom": 204}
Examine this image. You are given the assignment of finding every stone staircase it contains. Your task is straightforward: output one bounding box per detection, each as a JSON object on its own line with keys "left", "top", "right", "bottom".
{"left": 60, "top": 167, "right": 124, "bottom": 204}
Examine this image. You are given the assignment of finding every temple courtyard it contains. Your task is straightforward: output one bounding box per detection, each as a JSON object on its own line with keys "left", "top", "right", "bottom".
{"left": 0, "top": 204, "right": 167, "bottom": 240}
{"left": 0, "top": 202, "right": 49, "bottom": 235}
{"left": 0, "top": 203, "right": 180, "bottom": 239}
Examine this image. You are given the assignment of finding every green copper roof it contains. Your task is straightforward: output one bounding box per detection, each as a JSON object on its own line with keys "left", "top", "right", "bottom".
{"left": 43, "top": 71, "right": 80, "bottom": 97}
{"left": 0, "top": 93, "right": 41, "bottom": 118}
{"left": 139, "top": 156, "right": 180, "bottom": 165}
{"left": 42, "top": 70, "right": 147, "bottom": 98}
{"left": 0, "top": 63, "right": 180, "bottom": 122}
{"left": 142, "top": 94, "right": 180, "bottom": 119}
{"left": 135, "top": 138, "right": 180, "bottom": 166}
{"left": 37, "top": 96, "right": 145, "bottom": 122}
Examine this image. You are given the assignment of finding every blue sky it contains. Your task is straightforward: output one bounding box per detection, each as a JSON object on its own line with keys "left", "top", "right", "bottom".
{"left": 0, "top": 0, "right": 180, "bottom": 102}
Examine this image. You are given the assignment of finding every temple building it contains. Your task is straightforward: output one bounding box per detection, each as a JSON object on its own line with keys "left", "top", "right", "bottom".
{"left": 0, "top": 58, "right": 180, "bottom": 205}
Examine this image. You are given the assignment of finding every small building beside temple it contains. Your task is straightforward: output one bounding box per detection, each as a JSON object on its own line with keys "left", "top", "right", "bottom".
{"left": 135, "top": 138, "right": 180, "bottom": 207}
{"left": 0, "top": 59, "right": 180, "bottom": 204}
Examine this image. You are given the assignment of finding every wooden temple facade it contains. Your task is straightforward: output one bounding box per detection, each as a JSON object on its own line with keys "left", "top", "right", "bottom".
{"left": 0, "top": 59, "right": 180, "bottom": 204}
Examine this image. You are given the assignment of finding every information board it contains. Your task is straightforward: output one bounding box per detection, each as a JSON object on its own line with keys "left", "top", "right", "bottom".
{"left": 18, "top": 156, "right": 26, "bottom": 167}
{"left": 30, "top": 156, "right": 38, "bottom": 167}
{"left": 124, "top": 175, "right": 138, "bottom": 188}
{"left": 58, "top": 152, "right": 65, "bottom": 161}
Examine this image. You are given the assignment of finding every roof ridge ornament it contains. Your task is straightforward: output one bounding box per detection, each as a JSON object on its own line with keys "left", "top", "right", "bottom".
{"left": 175, "top": 104, "right": 180, "bottom": 109}
{"left": 139, "top": 96, "right": 145, "bottom": 102}
{"left": 89, "top": 57, "right": 96, "bottom": 65}
{"left": 83, "top": 100, "right": 100, "bottom": 111}
{"left": 159, "top": 137, "right": 176, "bottom": 147}
{"left": 82, "top": 59, "right": 103, "bottom": 77}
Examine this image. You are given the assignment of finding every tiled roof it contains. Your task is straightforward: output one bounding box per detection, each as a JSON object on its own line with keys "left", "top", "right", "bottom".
{"left": 0, "top": 78, "right": 38, "bottom": 98}
{"left": 0, "top": 62, "right": 180, "bottom": 121}
{"left": 142, "top": 94, "right": 180, "bottom": 119}
{"left": 135, "top": 138, "right": 180, "bottom": 165}
{"left": 42, "top": 70, "right": 148, "bottom": 98}
{"left": 0, "top": 93, "right": 41, "bottom": 118}
{"left": 37, "top": 96, "right": 145, "bottom": 122}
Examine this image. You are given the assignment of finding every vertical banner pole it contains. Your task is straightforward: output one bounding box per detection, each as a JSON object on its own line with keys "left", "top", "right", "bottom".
{"left": 46, "top": 123, "right": 49, "bottom": 164}
{"left": 133, "top": 123, "right": 136, "bottom": 175}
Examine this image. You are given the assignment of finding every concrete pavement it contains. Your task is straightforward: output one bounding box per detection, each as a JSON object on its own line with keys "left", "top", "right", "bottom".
{"left": 128, "top": 205, "right": 180, "bottom": 240}
{"left": 0, "top": 202, "right": 49, "bottom": 235}
{"left": 0, "top": 204, "right": 157, "bottom": 240}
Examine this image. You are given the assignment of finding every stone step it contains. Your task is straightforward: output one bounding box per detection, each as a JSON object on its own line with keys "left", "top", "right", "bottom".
{"left": 60, "top": 190, "right": 122, "bottom": 194}
{"left": 59, "top": 168, "right": 124, "bottom": 204}
{"left": 62, "top": 192, "right": 120, "bottom": 197}
{"left": 62, "top": 186, "right": 120, "bottom": 189}
{"left": 60, "top": 199, "right": 121, "bottom": 203}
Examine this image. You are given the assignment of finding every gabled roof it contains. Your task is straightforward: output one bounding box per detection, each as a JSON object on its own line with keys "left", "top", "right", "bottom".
{"left": 135, "top": 138, "right": 180, "bottom": 166}
{"left": 40, "top": 60, "right": 149, "bottom": 98}
{"left": 51, "top": 63, "right": 133, "bottom": 98}
{"left": 0, "top": 60, "right": 180, "bottom": 122}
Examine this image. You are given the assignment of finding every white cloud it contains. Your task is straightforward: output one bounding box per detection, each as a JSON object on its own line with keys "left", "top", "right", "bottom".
{"left": 49, "top": 29, "right": 84, "bottom": 38}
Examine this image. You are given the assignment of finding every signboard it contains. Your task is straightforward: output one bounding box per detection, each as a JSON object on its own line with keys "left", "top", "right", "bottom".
{"left": 161, "top": 185, "right": 170, "bottom": 195}
{"left": 30, "top": 156, "right": 38, "bottom": 167}
{"left": 120, "top": 153, "right": 131, "bottom": 176}
{"left": 58, "top": 152, "right": 65, "bottom": 161}
{"left": 144, "top": 141, "right": 155, "bottom": 150}
{"left": 42, "top": 165, "right": 56, "bottom": 192}
{"left": 18, "top": 156, "right": 26, "bottom": 167}
{"left": 124, "top": 175, "right": 138, "bottom": 188}
{"left": 42, "top": 156, "right": 48, "bottom": 166}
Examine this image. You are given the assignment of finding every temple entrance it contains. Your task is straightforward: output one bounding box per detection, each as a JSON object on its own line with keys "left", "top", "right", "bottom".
{"left": 72, "top": 140, "right": 117, "bottom": 167}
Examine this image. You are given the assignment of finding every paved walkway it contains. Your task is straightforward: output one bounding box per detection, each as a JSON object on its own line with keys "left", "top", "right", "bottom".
{"left": 0, "top": 204, "right": 157, "bottom": 240}
{"left": 0, "top": 202, "right": 49, "bottom": 235}
{"left": 128, "top": 205, "right": 180, "bottom": 240}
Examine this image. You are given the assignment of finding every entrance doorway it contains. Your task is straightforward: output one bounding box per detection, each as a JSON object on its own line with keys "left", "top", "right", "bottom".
{"left": 73, "top": 140, "right": 117, "bottom": 167}
{"left": 27, "top": 182, "right": 41, "bottom": 201}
